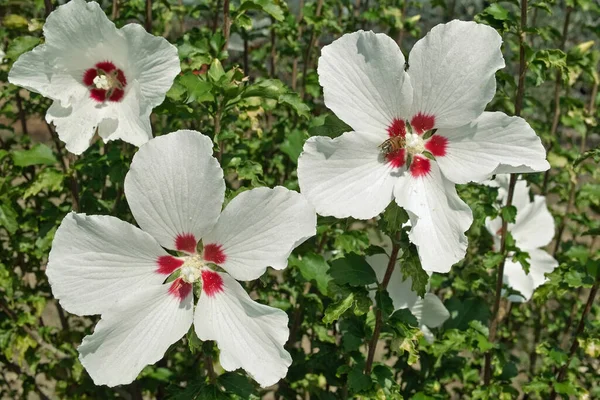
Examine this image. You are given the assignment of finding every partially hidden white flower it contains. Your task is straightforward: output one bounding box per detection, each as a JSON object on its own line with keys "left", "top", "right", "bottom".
{"left": 46, "top": 130, "right": 317, "bottom": 387}
{"left": 366, "top": 236, "right": 449, "bottom": 343}
{"left": 298, "top": 21, "right": 550, "bottom": 274}
{"left": 485, "top": 175, "right": 558, "bottom": 302}
{"left": 8, "top": 0, "right": 180, "bottom": 154}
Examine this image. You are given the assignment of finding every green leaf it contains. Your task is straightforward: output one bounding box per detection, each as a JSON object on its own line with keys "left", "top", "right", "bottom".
{"left": 375, "top": 289, "right": 394, "bottom": 321}
{"left": 239, "top": 0, "right": 285, "bottom": 21}
{"left": 379, "top": 203, "right": 409, "bottom": 237}
{"left": 483, "top": 252, "right": 505, "bottom": 269}
{"left": 308, "top": 113, "right": 352, "bottom": 138}
{"left": 330, "top": 253, "right": 377, "bottom": 286}
{"left": 236, "top": 160, "right": 263, "bottom": 181}
{"left": 6, "top": 36, "right": 39, "bottom": 60}
{"left": 290, "top": 253, "right": 332, "bottom": 295}
{"left": 11, "top": 144, "right": 57, "bottom": 167}
{"left": 186, "top": 329, "right": 203, "bottom": 354}
{"left": 554, "top": 381, "right": 578, "bottom": 395}
{"left": 243, "top": 79, "right": 285, "bottom": 99}
{"left": 217, "top": 372, "right": 254, "bottom": 398}
{"left": 178, "top": 73, "right": 214, "bottom": 103}
{"left": 243, "top": 79, "right": 309, "bottom": 117}
{"left": 0, "top": 203, "right": 18, "bottom": 234}
{"left": 501, "top": 205, "right": 517, "bottom": 224}
{"left": 278, "top": 93, "right": 310, "bottom": 119}
{"left": 393, "top": 331, "right": 420, "bottom": 365}
{"left": 400, "top": 246, "right": 429, "bottom": 297}
{"left": 208, "top": 58, "right": 226, "bottom": 82}
{"left": 485, "top": 3, "right": 509, "bottom": 20}
{"left": 347, "top": 366, "right": 373, "bottom": 393}
{"left": 235, "top": 14, "right": 253, "bottom": 31}
{"left": 197, "top": 384, "right": 229, "bottom": 400}
{"left": 280, "top": 130, "right": 307, "bottom": 163}
{"left": 444, "top": 297, "right": 490, "bottom": 330}
{"left": 23, "top": 168, "right": 64, "bottom": 199}
{"left": 323, "top": 291, "right": 355, "bottom": 324}
{"left": 3, "top": 15, "right": 29, "bottom": 30}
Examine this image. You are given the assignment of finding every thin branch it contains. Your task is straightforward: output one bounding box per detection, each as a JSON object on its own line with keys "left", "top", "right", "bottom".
{"left": 365, "top": 236, "right": 401, "bottom": 374}
{"left": 548, "top": 277, "right": 599, "bottom": 400}
{"left": 270, "top": 19, "right": 277, "bottom": 78}
{"left": 541, "top": 6, "right": 572, "bottom": 194}
{"left": 0, "top": 301, "right": 70, "bottom": 360}
{"left": 300, "top": 0, "right": 324, "bottom": 100}
{"left": 222, "top": 0, "right": 231, "bottom": 50}
{"left": 15, "top": 92, "right": 28, "bottom": 136}
{"left": 483, "top": 0, "right": 528, "bottom": 385}
{"left": 45, "top": 122, "right": 80, "bottom": 212}
{"left": 291, "top": 0, "right": 305, "bottom": 91}
{"left": 145, "top": 0, "right": 152, "bottom": 32}
{"left": 396, "top": 0, "right": 409, "bottom": 49}
{"left": 287, "top": 283, "right": 311, "bottom": 348}
{"left": 243, "top": 31, "right": 249, "bottom": 76}
{"left": 483, "top": 174, "right": 518, "bottom": 384}
{"left": 44, "top": 0, "right": 53, "bottom": 17}
{"left": 214, "top": 105, "right": 223, "bottom": 162}
{"left": 112, "top": 0, "right": 119, "bottom": 20}
{"left": 205, "top": 351, "right": 216, "bottom": 384}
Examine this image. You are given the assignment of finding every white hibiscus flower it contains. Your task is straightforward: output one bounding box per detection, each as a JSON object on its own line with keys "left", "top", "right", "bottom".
{"left": 367, "top": 241, "right": 449, "bottom": 343}
{"left": 298, "top": 21, "right": 550, "bottom": 273}
{"left": 46, "top": 130, "right": 317, "bottom": 387}
{"left": 8, "top": 0, "right": 180, "bottom": 154}
{"left": 485, "top": 175, "right": 558, "bottom": 302}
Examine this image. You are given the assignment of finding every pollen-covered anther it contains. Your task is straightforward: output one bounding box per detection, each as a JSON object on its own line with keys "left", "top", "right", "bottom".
{"left": 83, "top": 61, "right": 127, "bottom": 103}
{"left": 93, "top": 75, "right": 111, "bottom": 90}
{"left": 179, "top": 254, "right": 204, "bottom": 283}
{"left": 405, "top": 133, "right": 425, "bottom": 155}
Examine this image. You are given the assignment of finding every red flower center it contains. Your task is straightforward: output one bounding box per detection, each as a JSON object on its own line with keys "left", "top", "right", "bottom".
{"left": 381, "top": 113, "right": 447, "bottom": 178}
{"left": 82, "top": 61, "right": 127, "bottom": 103}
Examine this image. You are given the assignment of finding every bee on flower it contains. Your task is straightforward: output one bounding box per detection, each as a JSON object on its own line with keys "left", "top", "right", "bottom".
{"left": 298, "top": 21, "right": 550, "bottom": 274}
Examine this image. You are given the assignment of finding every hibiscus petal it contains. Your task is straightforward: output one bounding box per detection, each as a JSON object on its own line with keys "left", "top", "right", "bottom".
{"left": 8, "top": 46, "right": 86, "bottom": 107}
{"left": 484, "top": 215, "right": 502, "bottom": 251}
{"left": 43, "top": 0, "right": 124, "bottom": 63}
{"left": 45, "top": 97, "right": 105, "bottom": 155}
{"left": 194, "top": 271, "right": 292, "bottom": 387}
{"left": 97, "top": 81, "right": 153, "bottom": 148}
{"left": 410, "top": 293, "right": 449, "bottom": 328}
{"left": 298, "top": 131, "right": 399, "bottom": 219}
{"left": 393, "top": 159, "right": 473, "bottom": 273}
{"left": 503, "top": 249, "right": 557, "bottom": 302}
{"left": 79, "top": 283, "right": 193, "bottom": 386}
{"left": 119, "top": 24, "right": 180, "bottom": 112}
{"left": 202, "top": 187, "right": 316, "bottom": 281}
{"left": 511, "top": 195, "right": 555, "bottom": 249}
{"left": 318, "top": 30, "right": 412, "bottom": 136}
{"left": 435, "top": 112, "right": 549, "bottom": 184}
{"left": 367, "top": 253, "right": 418, "bottom": 311}
{"left": 526, "top": 248, "right": 558, "bottom": 290}
{"left": 502, "top": 258, "right": 536, "bottom": 303}
{"left": 124, "top": 130, "right": 225, "bottom": 252}
{"left": 46, "top": 213, "right": 171, "bottom": 316}
{"left": 407, "top": 21, "right": 504, "bottom": 130}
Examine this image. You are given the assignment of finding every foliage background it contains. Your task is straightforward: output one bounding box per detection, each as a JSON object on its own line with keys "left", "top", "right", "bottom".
{"left": 0, "top": 0, "right": 599, "bottom": 399}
